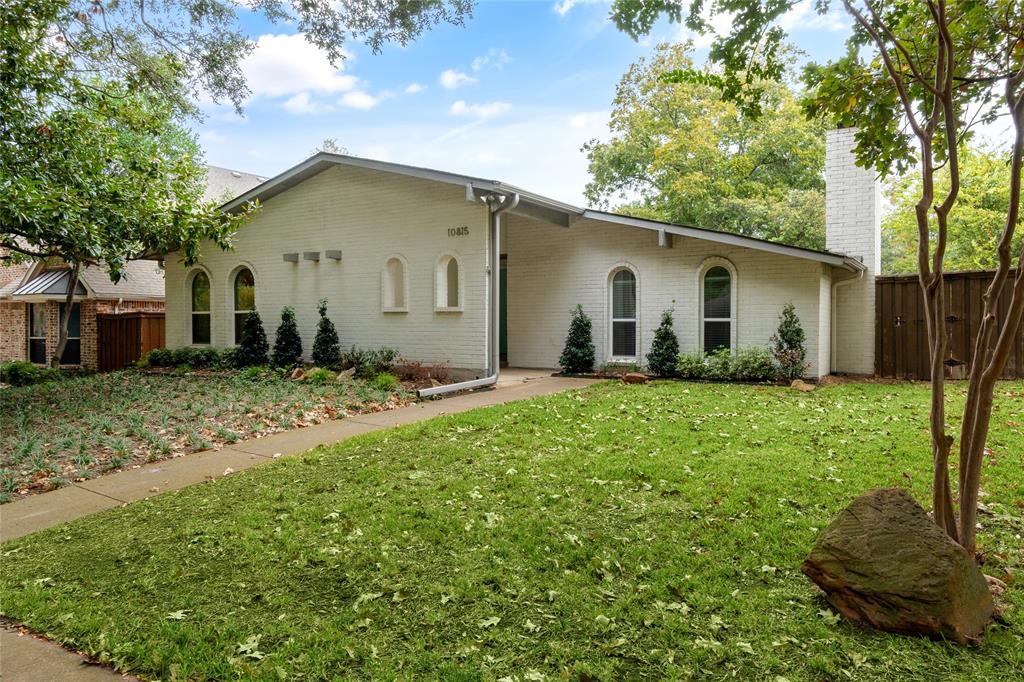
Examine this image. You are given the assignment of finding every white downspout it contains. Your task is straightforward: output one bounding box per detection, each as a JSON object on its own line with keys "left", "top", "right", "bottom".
{"left": 418, "top": 190, "right": 519, "bottom": 398}
{"left": 830, "top": 267, "right": 865, "bottom": 374}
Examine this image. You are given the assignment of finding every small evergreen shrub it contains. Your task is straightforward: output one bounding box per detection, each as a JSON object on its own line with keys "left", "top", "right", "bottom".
{"left": 733, "top": 347, "right": 776, "bottom": 381}
{"left": 771, "top": 302, "right": 808, "bottom": 381}
{"left": 703, "top": 348, "right": 735, "bottom": 381}
{"left": 646, "top": 309, "right": 680, "bottom": 377}
{"left": 235, "top": 311, "right": 269, "bottom": 367}
{"left": 676, "top": 352, "right": 707, "bottom": 379}
{"left": 312, "top": 299, "right": 341, "bottom": 368}
{"left": 1, "top": 361, "right": 62, "bottom": 386}
{"left": 143, "top": 348, "right": 173, "bottom": 367}
{"left": 304, "top": 367, "right": 335, "bottom": 385}
{"left": 240, "top": 365, "right": 270, "bottom": 381}
{"left": 271, "top": 306, "right": 303, "bottom": 368}
{"left": 558, "top": 304, "right": 596, "bottom": 374}
{"left": 371, "top": 372, "right": 399, "bottom": 391}
{"left": 167, "top": 347, "right": 221, "bottom": 368}
{"left": 340, "top": 346, "right": 398, "bottom": 378}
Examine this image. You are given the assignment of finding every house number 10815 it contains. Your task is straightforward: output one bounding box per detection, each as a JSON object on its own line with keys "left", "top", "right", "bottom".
{"left": 448, "top": 226, "right": 469, "bottom": 237}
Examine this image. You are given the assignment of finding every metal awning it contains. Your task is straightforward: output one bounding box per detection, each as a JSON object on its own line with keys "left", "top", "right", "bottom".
{"left": 12, "top": 269, "right": 88, "bottom": 297}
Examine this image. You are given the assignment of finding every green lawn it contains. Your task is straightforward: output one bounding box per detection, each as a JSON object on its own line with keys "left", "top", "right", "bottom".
{"left": 1, "top": 369, "right": 409, "bottom": 501}
{"left": 1, "top": 381, "right": 1022, "bottom": 680}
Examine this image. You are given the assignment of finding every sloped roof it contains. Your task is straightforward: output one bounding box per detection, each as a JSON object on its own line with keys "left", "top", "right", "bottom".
{"left": 204, "top": 165, "right": 269, "bottom": 204}
{"left": 220, "top": 153, "right": 864, "bottom": 271}
{"left": 12, "top": 269, "right": 88, "bottom": 296}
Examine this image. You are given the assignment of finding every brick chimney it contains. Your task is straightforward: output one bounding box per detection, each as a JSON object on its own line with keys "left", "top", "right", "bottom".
{"left": 826, "top": 127, "right": 880, "bottom": 375}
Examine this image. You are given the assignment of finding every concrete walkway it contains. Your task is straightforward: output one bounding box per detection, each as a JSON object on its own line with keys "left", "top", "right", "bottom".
{"left": 0, "top": 371, "right": 594, "bottom": 681}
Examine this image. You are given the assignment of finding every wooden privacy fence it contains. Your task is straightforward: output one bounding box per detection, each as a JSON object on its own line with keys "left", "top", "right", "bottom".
{"left": 97, "top": 312, "right": 165, "bottom": 372}
{"left": 875, "top": 270, "right": 1023, "bottom": 380}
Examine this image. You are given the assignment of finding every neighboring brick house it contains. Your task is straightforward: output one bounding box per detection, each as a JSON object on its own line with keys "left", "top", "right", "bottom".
{"left": 165, "top": 129, "right": 877, "bottom": 388}
{"left": 0, "top": 259, "right": 165, "bottom": 370}
{"left": 0, "top": 165, "right": 266, "bottom": 371}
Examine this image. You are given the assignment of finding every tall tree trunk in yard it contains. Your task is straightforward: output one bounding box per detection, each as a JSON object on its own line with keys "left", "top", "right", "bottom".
{"left": 49, "top": 261, "right": 81, "bottom": 369}
{"left": 956, "top": 83, "right": 1024, "bottom": 555}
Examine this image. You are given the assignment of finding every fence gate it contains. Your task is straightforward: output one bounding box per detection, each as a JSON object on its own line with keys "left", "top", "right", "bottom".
{"left": 875, "top": 270, "right": 1023, "bottom": 380}
{"left": 97, "top": 312, "right": 166, "bottom": 372}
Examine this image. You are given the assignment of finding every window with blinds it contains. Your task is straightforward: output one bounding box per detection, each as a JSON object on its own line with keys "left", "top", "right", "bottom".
{"left": 611, "top": 269, "right": 637, "bottom": 357}
{"left": 703, "top": 266, "right": 731, "bottom": 353}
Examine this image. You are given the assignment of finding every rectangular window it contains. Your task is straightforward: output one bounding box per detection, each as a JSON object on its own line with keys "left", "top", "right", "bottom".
{"left": 28, "top": 303, "right": 46, "bottom": 364}
{"left": 612, "top": 320, "right": 637, "bottom": 357}
{"left": 703, "top": 321, "right": 731, "bottom": 353}
{"left": 59, "top": 303, "right": 81, "bottom": 365}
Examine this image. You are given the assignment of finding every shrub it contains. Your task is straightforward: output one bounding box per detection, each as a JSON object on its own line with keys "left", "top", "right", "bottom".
{"left": 703, "top": 348, "right": 735, "bottom": 381}
{"left": 171, "top": 346, "right": 221, "bottom": 368}
{"left": 240, "top": 365, "right": 270, "bottom": 381}
{"left": 304, "top": 367, "right": 335, "bottom": 385}
{"left": 340, "top": 345, "right": 398, "bottom": 378}
{"left": 558, "top": 304, "right": 596, "bottom": 374}
{"left": 311, "top": 299, "right": 341, "bottom": 368}
{"left": 271, "top": 306, "right": 303, "bottom": 368}
{"left": 646, "top": 309, "right": 680, "bottom": 377}
{"left": 1, "top": 360, "right": 62, "bottom": 386}
{"left": 145, "top": 347, "right": 174, "bottom": 367}
{"left": 676, "top": 352, "right": 707, "bottom": 379}
{"left": 395, "top": 359, "right": 449, "bottom": 383}
{"left": 371, "top": 372, "right": 399, "bottom": 391}
{"left": 771, "top": 302, "right": 808, "bottom": 381}
{"left": 235, "top": 311, "right": 269, "bottom": 367}
{"left": 733, "top": 346, "right": 776, "bottom": 382}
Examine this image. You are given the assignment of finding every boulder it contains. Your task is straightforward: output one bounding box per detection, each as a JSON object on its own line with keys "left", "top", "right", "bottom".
{"left": 335, "top": 367, "right": 356, "bottom": 382}
{"left": 289, "top": 367, "right": 305, "bottom": 380}
{"left": 790, "top": 379, "right": 816, "bottom": 392}
{"left": 622, "top": 372, "right": 649, "bottom": 384}
{"left": 802, "top": 488, "right": 994, "bottom": 644}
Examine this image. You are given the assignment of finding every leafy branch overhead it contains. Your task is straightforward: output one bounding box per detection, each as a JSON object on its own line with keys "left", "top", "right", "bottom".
{"left": 46, "top": 0, "right": 475, "bottom": 114}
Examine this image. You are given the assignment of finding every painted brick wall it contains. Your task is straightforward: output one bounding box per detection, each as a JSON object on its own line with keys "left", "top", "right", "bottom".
{"left": 164, "top": 165, "right": 492, "bottom": 373}
{"left": 825, "top": 128, "right": 881, "bottom": 375}
{"left": 504, "top": 214, "right": 831, "bottom": 378}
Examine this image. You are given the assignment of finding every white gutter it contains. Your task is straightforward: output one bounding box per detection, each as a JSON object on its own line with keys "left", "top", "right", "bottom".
{"left": 418, "top": 190, "right": 520, "bottom": 398}
{"left": 830, "top": 267, "right": 865, "bottom": 373}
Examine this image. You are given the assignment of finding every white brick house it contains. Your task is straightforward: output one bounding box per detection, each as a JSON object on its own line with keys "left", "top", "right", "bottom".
{"left": 163, "top": 129, "right": 878, "bottom": 389}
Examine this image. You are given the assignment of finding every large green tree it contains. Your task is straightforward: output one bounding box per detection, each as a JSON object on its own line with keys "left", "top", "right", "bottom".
{"left": 584, "top": 43, "right": 828, "bottom": 249}
{"left": 884, "top": 144, "right": 1023, "bottom": 273}
{"left": 609, "top": 0, "right": 1023, "bottom": 612}
{"left": 47, "top": 0, "right": 474, "bottom": 113}
{"left": 1, "top": 0, "right": 255, "bottom": 366}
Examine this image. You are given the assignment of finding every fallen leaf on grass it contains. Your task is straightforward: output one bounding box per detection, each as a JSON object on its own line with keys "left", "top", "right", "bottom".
{"left": 166, "top": 610, "right": 190, "bottom": 620}
{"left": 478, "top": 616, "right": 501, "bottom": 628}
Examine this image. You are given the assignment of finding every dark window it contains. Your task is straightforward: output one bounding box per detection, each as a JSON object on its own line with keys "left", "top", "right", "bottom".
{"left": 233, "top": 268, "right": 255, "bottom": 344}
{"left": 28, "top": 303, "right": 46, "bottom": 364}
{"left": 611, "top": 269, "right": 637, "bottom": 357}
{"left": 58, "top": 303, "right": 81, "bottom": 365}
{"left": 703, "top": 266, "right": 732, "bottom": 353}
{"left": 191, "top": 271, "right": 211, "bottom": 345}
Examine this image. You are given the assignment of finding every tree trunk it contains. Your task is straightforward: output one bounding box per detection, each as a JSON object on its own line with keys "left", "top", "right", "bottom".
{"left": 49, "top": 262, "right": 81, "bottom": 369}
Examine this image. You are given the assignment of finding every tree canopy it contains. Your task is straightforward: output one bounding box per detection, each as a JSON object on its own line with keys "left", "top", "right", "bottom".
{"left": 583, "top": 43, "right": 827, "bottom": 250}
{"left": 47, "top": 0, "right": 474, "bottom": 114}
{"left": 884, "top": 145, "right": 1023, "bottom": 274}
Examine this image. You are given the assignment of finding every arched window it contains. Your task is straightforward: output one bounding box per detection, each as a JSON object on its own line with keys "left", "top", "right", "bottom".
{"left": 435, "top": 255, "right": 461, "bottom": 311}
{"left": 191, "top": 271, "right": 211, "bottom": 345}
{"left": 383, "top": 256, "right": 407, "bottom": 312}
{"left": 702, "top": 266, "right": 732, "bottom": 353}
{"left": 610, "top": 268, "right": 637, "bottom": 358}
{"left": 233, "top": 267, "right": 255, "bottom": 344}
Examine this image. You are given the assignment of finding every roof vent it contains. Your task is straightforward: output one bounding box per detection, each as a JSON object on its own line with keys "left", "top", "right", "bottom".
{"left": 231, "top": 171, "right": 242, "bottom": 178}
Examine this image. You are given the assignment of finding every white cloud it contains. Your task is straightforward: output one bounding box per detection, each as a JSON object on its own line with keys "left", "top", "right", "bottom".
{"left": 472, "top": 48, "right": 511, "bottom": 72}
{"left": 439, "top": 69, "right": 478, "bottom": 90}
{"left": 779, "top": 0, "right": 848, "bottom": 31}
{"left": 450, "top": 100, "right": 512, "bottom": 120}
{"left": 199, "top": 130, "right": 227, "bottom": 143}
{"left": 568, "top": 111, "right": 606, "bottom": 130}
{"left": 339, "top": 91, "right": 379, "bottom": 110}
{"left": 404, "top": 83, "right": 426, "bottom": 95}
{"left": 282, "top": 92, "right": 330, "bottom": 115}
{"left": 678, "top": 9, "right": 735, "bottom": 49}
{"left": 553, "top": 0, "right": 605, "bottom": 17}
{"left": 241, "top": 34, "right": 356, "bottom": 98}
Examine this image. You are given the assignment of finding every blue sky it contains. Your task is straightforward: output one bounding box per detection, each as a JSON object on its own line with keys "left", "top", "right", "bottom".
{"left": 196, "top": 1, "right": 853, "bottom": 205}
